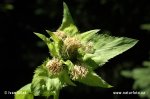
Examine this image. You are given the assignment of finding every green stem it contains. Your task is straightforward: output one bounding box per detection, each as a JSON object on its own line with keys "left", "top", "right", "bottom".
{"left": 54, "top": 90, "right": 60, "bottom": 99}
{"left": 46, "top": 96, "right": 49, "bottom": 99}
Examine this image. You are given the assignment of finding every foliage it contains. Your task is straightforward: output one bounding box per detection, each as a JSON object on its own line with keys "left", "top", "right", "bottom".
{"left": 141, "top": 24, "right": 150, "bottom": 31}
{"left": 122, "top": 60, "right": 150, "bottom": 99}
{"left": 15, "top": 2, "right": 138, "bottom": 99}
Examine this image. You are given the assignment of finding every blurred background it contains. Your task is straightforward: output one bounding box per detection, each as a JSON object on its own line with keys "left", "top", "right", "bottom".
{"left": 0, "top": 0, "right": 150, "bottom": 99}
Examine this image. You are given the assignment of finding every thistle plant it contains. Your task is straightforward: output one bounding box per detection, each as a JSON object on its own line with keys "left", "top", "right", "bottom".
{"left": 15, "top": 2, "right": 138, "bottom": 99}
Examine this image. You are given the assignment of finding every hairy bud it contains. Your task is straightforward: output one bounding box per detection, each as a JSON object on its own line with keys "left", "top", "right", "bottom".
{"left": 71, "top": 65, "right": 88, "bottom": 80}
{"left": 64, "top": 37, "right": 81, "bottom": 54}
{"left": 54, "top": 31, "right": 67, "bottom": 40}
{"left": 46, "top": 58, "right": 63, "bottom": 75}
{"left": 84, "top": 42, "right": 94, "bottom": 53}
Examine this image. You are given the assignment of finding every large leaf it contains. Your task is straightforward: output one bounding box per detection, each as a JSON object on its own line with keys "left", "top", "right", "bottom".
{"left": 15, "top": 84, "right": 33, "bottom": 99}
{"left": 58, "top": 2, "right": 78, "bottom": 36}
{"left": 83, "top": 34, "right": 138, "bottom": 69}
{"left": 77, "top": 71, "right": 112, "bottom": 88}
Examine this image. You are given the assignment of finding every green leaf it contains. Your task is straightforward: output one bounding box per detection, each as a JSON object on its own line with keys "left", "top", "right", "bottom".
{"left": 31, "top": 76, "right": 62, "bottom": 96}
{"left": 64, "top": 60, "right": 74, "bottom": 70}
{"left": 15, "top": 84, "right": 33, "bottom": 99}
{"left": 31, "top": 66, "right": 63, "bottom": 96}
{"left": 34, "top": 32, "right": 62, "bottom": 58}
{"left": 60, "top": 70, "right": 76, "bottom": 86}
{"left": 47, "top": 43, "right": 58, "bottom": 57}
{"left": 83, "top": 34, "right": 138, "bottom": 69}
{"left": 132, "top": 68, "right": 150, "bottom": 80}
{"left": 83, "top": 58, "right": 98, "bottom": 70}
{"left": 33, "top": 66, "right": 48, "bottom": 78}
{"left": 77, "top": 71, "right": 112, "bottom": 88}
{"left": 58, "top": 2, "right": 78, "bottom": 36}
{"left": 78, "top": 29, "right": 100, "bottom": 42}
{"left": 34, "top": 32, "right": 50, "bottom": 44}
{"left": 31, "top": 76, "right": 54, "bottom": 96}
{"left": 46, "top": 78, "right": 62, "bottom": 92}
{"left": 46, "top": 30, "right": 60, "bottom": 42}
{"left": 31, "top": 66, "right": 50, "bottom": 96}
{"left": 143, "top": 61, "right": 150, "bottom": 67}
{"left": 140, "top": 24, "right": 150, "bottom": 31}
{"left": 121, "top": 71, "right": 133, "bottom": 78}
{"left": 46, "top": 30, "right": 64, "bottom": 58}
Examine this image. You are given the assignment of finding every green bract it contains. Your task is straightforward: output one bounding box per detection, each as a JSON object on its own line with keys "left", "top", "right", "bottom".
{"left": 15, "top": 2, "right": 138, "bottom": 99}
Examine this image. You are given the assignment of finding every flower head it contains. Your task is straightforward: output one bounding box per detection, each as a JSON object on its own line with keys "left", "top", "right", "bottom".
{"left": 71, "top": 65, "right": 88, "bottom": 80}
{"left": 46, "top": 58, "right": 63, "bottom": 75}
{"left": 83, "top": 41, "right": 94, "bottom": 53}
{"left": 54, "top": 31, "right": 67, "bottom": 40}
{"left": 64, "top": 36, "right": 81, "bottom": 54}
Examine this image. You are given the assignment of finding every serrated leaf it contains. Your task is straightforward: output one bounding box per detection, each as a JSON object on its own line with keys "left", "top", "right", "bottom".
{"left": 58, "top": 2, "right": 78, "bottom": 36}
{"left": 33, "top": 66, "right": 48, "bottom": 78}
{"left": 15, "top": 84, "right": 33, "bottom": 99}
{"left": 77, "top": 71, "right": 112, "bottom": 88}
{"left": 78, "top": 29, "right": 100, "bottom": 42}
{"left": 31, "top": 76, "right": 63, "bottom": 96}
{"left": 31, "top": 66, "right": 50, "bottom": 96}
{"left": 83, "top": 34, "right": 138, "bottom": 69}
{"left": 31, "top": 66, "right": 63, "bottom": 96}
{"left": 31, "top": 77, "right": 47, "bottom": 96}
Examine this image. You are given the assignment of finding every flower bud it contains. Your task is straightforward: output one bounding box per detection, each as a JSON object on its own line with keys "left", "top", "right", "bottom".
{"left": 46, "top": 58, "right": 63, "bottom": 75}
{"left": 84, "top": 42, "right": 94, "bottom": 53}
{"left": 71, "top": 65, "right": 88, "bottom": 80}
{"left": 64, "top": 36, "right": 81, "bottom": 54}
{"left": 54, "top": 31, "right": 67, "bottom": 40}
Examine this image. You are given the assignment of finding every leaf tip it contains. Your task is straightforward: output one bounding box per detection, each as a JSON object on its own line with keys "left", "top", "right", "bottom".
{"left": 108, "top": 85, "right": 113, "bottom": 88}
{"left": 63, "top": 2, "right": 67, "bottom": 8}
{"left": 33, "top": 32, "right": 38, "bottom": 35}
{"left": 45, "top": 30, "right": 50, "bottom": 33}
{"left": 33, "top": 32, "right": 41, "bottom": 37}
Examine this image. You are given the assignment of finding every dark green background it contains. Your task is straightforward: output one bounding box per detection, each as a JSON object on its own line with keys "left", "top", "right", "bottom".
{"left": 0, "top": 0, "right": 149, "bottom": 99}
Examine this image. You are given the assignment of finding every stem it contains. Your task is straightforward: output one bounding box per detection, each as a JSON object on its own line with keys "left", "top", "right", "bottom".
{"left": 46, "top": 96, "right": 50, "bottom": 99}
{"left": 54, "top": 90, "right": 60, "bottom": 99}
